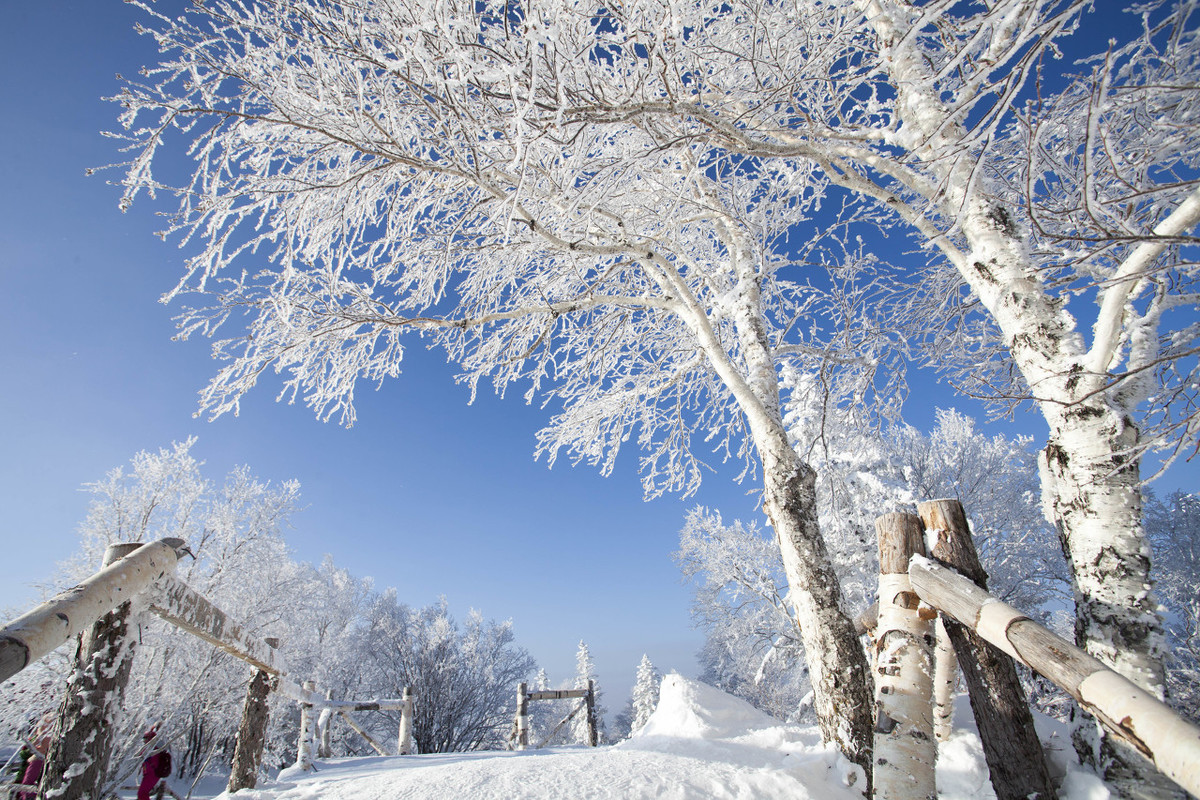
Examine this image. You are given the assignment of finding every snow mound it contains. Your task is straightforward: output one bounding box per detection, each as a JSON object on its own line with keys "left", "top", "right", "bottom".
{"left": 633, "top": 673, "right": 783, "bottom": 740}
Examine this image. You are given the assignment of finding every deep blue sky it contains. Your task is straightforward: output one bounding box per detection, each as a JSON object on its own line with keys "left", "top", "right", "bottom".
{"left": 0, "top": 1, "right": 1191, "bottom": 706}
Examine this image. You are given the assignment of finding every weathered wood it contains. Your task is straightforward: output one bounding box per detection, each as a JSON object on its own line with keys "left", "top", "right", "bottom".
{"left": 0, "top": 538, "right": 185, "bottom": 684}
{"left": 397, "top": 686, "right": 414, "bottom": 755}
{"left": 40, "top": 543, "right": 148, "bottom": 800}
{"left": 918, "top": 499, "right": 1058, "bottom": 800}
{"left": 312, "top": 698, "right": 411, "bottom": 712}
{"left": 585, "top": 680, "right": 598, "bottom": 747}
{"left": 516, "top": 682, "right": 530, "bottom": 750}
{"left": 228, "top": 639, "right": 277, "bottom": 794}
{"left": 337, "top": 711, "right": 390, "bottom": 756}
{"left": 872, "top": 513, "right": 935, "bottom": 800}
{"left": 910, "top": 555, "right": 1200, "bottom": 798}
{"left": 527, "top": 688, "right": 590, "bottom": 701}
{"left": 536, "top": 700, "right": 586, "bottom": 749}
{"left": 854, "top": 602, "right": 880, "bottom": 636}
{"left": 148, "top": 575, "right": 288, "bottom": 676}
{"left": 296, "top": 680, "right": 318, "bottom": 770}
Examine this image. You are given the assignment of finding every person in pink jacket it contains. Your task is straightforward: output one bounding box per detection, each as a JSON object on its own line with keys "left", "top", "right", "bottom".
{"left": 137, "top": 730, "right": 172, "bottom": 800}
{"left": 15, "top": 716, "right": 54, "bottom": 800}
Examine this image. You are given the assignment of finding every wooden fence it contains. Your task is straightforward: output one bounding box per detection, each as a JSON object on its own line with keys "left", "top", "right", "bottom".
{"left": 511, "top": 682, "right": 599, "bottom": 749}
{"left": 0, "top": 539, "right": 414, "bottom": 798}
{"left": 871, "top": 499, "right": 1200, "bottom": 800}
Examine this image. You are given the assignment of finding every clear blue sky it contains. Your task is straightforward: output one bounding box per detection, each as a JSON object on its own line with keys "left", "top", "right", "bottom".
{"left": 0, "top": 1, "right": 1191, "bottom": 708}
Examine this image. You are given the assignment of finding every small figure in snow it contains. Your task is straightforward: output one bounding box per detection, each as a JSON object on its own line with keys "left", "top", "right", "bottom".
{"left": 137, "top": 729, "right": 172, "bottom": 800}
{"left": 6, "top": 744, "right": 32, "bottom": 783}
{"left": 15, "top": 716, "right": 54, "bottom": 800}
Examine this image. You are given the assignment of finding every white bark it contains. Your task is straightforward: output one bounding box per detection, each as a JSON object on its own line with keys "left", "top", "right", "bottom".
{"left": 873, "top": 548, "right": 936, "bottom": 800}
{"left": 296, "top": 680, "right": 317, "bottom": 771}
{"left": 932, "top": 619, "right": 956, "bottom": 743}
{"left": 911, "top": 555, "right": 1200, "bottom": 799}
{"left": 0, "top": 539, "right": 186, "bottom": 684}
{"left": 398, "top": 687, "right": 414, "bottom": 755}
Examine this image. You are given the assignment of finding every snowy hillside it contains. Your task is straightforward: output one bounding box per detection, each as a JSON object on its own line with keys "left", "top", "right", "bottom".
{"left": 211, "top": 676, "right": 1111, "bottom": 800}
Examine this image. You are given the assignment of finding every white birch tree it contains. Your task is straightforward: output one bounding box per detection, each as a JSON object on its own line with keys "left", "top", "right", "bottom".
{"left": 111, "top": 0, "right": 898, "bottom": 767}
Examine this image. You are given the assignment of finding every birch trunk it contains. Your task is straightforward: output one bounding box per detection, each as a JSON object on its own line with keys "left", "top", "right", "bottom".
{"left": 295, "top": 680, "right": 317, "bottom": 771}
{"left": 677, "top": 227, "right": 874, "bottom": 776}
{"left": 398, "top": 687, "right": 415, "bottom": 755}
{"left": 932, "top": 619, "right": 955, "bottom": 744}
{"left": 759, "top": 430, "right": 874, "bottom": 779}
{"left": 40, "top": 543, "right": 145, "bottom": 800}
{"left": 872, "top": 513, "right": 936, "bottom": 800}
{"left": 1039, "top": 412, "right": 1176, "bottom": 799}
{"left": 855, "top": 5, "right": 1171, "bottom": 792}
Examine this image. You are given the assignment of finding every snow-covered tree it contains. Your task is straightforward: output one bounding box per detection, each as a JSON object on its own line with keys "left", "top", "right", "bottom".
{"left": 359, "top": 595, "right": 537, "bottom": 753}
{"left": 678, "top": 509, "right": 813, "bottom": 723}
{"left": 109, "top": 0, "right": 913, "bottom": 766}
{"left": 570, "top": 641, "right": 606, "bottom": 745}
{"left": 4, "top": 440, "right": 302, "bottom": 794}
{"left": 110, "top": 1, "right": 1200, "bottom": 778}
{"left": 631, "top": 655, "right": 661, "bottom": 735}
{"left": 1145, "top": 489, "right": 1200, "bottom": 724}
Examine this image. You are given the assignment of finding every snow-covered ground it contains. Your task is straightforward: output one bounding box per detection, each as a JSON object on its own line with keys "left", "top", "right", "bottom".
{"left": 182, "top": 675, "right": 1111, "bottom": 800}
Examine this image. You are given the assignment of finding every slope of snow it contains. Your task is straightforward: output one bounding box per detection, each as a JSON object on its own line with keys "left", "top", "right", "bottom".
{"left": 207, "top": 675, "right": 1112, "bottom": 800}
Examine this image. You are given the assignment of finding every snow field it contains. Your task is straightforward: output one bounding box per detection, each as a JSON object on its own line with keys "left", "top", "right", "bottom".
{"left": 207, "top": 675, "right": 1112, "bottom": 800}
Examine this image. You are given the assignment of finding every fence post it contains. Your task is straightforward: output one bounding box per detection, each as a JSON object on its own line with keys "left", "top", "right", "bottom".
{"left": 317, "top": 689, "right": 335, "bottom": 758}
{"left": 585, "top": 680, "right": 598, "bottom": 747}
{"left": 296, "top": 680, "right": 318, "bottom": 771}
{"left": 39, "top": 543, "right": 146, "bottom": 800}
{"left": 932, "top": 618, "right": 956, "bottom": 742}
{"left": 228, "top": 637, "right": 279, "bottom": 793}
{"left": 917, "top": 499, "right": 1057, "bottom": 800}
{"left": 873, "top": 512, "right": 936, "bottom": 800}
{"left": 398, "top": 686, "right": 415, "bottom": 755}
{"left": 515, "top": 683, "right": 530, "bottom": 750}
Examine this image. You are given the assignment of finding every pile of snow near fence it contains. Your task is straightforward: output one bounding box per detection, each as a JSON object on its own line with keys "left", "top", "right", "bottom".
{"left": 223, "top": 675, "right": 1110, "bottom": 800}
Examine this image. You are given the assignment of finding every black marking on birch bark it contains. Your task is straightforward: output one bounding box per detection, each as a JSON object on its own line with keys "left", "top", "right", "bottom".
{"left": 987, "top": 204, "right": 1019, "bottom": 238}
{"left": 973, "top": 261, "right": 996, "bottom": 283}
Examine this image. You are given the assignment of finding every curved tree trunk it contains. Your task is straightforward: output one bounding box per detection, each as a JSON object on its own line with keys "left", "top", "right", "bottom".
{"left": 757, "top": 423, "right": 875, "bottom": 781}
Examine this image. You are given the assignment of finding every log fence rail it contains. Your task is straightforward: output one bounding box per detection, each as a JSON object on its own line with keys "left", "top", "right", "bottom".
{"left": 872, "top": 499, "right": 1200, "bottom": 800}
{"left": 0, "top": 539, "right": 415, "bottom": 798}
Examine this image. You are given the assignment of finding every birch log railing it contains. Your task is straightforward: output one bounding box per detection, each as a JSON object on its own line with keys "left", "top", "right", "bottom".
{"left": 909, "top": 555, "right": 1200, "bottom": 797}
{"left": 0, "top": 539, "right": 416, "bottom": 799}
{"left": 512, "top": 681, "right": 599, "bottom": 749}
{"left": 870, "top": 501, "right": 1200, "bottom": 800}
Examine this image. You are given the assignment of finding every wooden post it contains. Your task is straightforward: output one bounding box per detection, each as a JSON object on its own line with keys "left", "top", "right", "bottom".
{"left": 317, "top": 689, "right": 335, "bottom": 758}
{"left": 398, "top": 687, "right": 415, "bottom": 755}
{"left": 931, "top": 618, "right": 956, "bottom": 742}
{"left": 227, "top": 637, "right": 279, "bottom": 793}
{"left": 917, "top": 499, "right": 1057, "bottom": 800}
{"left": 910, "top": 555, "right": 1200, "bottom": 799}
{"left": 873, "top": 512, "right": 936, "bottom": 800}
{"left": 296, "top": 680, "right": 317, "bottom": 771}
{"left": 39, "top": 543, "right": 148, "bottom": 800}
{"left": 585, "top": 680, "right": 598, "bottom": 747}
{"left": 516, "top": 682, "right": 530, "bottom": 750}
